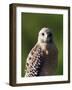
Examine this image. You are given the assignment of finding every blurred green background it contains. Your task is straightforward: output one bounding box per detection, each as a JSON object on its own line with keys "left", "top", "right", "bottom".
{"left": 21, "top": 13, "right": 63, "bottom": 77}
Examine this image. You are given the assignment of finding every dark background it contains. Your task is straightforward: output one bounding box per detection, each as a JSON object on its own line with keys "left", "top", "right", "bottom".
{"left": 21, "top": 13, "right": 63, "bottom": 77}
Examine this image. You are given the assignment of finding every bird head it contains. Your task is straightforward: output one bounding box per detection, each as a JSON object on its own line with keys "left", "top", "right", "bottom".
{"left": 38, "top": 27, "right": 53, "bottom": 44}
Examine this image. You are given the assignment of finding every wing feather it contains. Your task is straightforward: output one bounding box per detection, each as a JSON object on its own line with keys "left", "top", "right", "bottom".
{"left": 25, "top": 44, "right": 43, "bottom": 77}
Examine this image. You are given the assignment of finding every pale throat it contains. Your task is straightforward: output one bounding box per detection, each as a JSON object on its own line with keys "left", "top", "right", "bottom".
{"left": 37, "top": 41, "right": 49, "bottom": 55}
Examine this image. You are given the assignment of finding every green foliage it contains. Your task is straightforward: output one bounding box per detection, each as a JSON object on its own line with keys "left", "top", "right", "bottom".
{"left": 21, "top": 13, "right": 63, "bottom": 77}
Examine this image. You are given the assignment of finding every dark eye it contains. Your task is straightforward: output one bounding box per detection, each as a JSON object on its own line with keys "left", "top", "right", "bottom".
{"left": 48, "top": 33, "right": 52, "bottom": 37}
{"left": 42, "top": 33, "right": 44, "bottom": 36}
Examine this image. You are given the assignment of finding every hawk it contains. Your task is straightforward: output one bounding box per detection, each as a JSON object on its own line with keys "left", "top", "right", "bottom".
{"left": 25, "top": 27, "right": 58, "bottom": 77}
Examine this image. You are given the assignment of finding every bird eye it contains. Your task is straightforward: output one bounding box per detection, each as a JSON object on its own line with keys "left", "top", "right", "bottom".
{"left": 48, "top": 33, "right": 52, "bottom": 37}
{"left": 42, "top": 33, "right": 44, "bottom": 36}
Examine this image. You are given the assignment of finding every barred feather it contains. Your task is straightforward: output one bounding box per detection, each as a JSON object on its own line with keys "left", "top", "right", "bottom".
{"left": 25, "top": 44, "right": 43, "bottom": 77}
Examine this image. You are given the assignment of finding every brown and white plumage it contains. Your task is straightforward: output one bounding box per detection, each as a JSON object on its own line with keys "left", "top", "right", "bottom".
{"left": 25, "top": 44, "right": 44, "bottom": 77}
{"left": 25, "top": 27, "right": 58, "bottom": 77}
